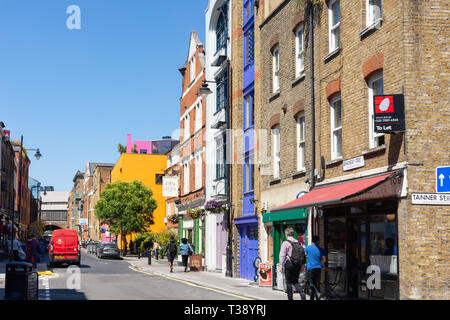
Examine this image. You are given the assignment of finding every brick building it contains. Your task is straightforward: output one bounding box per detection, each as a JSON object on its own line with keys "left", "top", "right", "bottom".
{"left": 177, "top": 31, "right": 207, "bottom": 259}
{"left": 13, "top": 144, "right": 31, "bottom": 239}
{"left": 164, "top": 144, "right": 180, "bottom": 234}
{"left": 256, "top": 0, "right": 449, "bottom": 300}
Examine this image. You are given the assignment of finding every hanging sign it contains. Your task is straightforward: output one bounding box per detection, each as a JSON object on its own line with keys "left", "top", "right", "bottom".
{"left": 373, "top": 94, "right": 405, "bottom": 133}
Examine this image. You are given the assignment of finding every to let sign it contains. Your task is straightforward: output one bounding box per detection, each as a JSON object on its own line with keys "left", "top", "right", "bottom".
{"left": 373, "top": 94, "right": 405, "bottom": 133}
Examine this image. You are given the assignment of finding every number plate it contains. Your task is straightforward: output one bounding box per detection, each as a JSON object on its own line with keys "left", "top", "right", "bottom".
{"left": 54, "top": 255, "right": 65, "bottom": 259}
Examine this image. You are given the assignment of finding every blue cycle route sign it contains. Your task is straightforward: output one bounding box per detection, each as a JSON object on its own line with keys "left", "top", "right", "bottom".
{"left": 436, "top": 166, "right": 450, "bottom": 193}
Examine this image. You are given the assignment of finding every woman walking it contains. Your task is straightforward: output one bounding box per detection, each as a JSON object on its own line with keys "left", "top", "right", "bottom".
{"left": 179, "top": 238, "right": 194, "bottom": 272}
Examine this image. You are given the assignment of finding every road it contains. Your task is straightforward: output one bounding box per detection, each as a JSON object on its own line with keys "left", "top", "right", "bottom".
{"left": 41, "top": 251, "right": 243, "bottom": 300}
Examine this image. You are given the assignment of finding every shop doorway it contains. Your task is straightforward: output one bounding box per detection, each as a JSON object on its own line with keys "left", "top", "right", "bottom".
{"left": 239, "top": 224, "right": 259, "bottom": 281}
{"left": 325, "top": 202, "right": 399, "bottom": 300}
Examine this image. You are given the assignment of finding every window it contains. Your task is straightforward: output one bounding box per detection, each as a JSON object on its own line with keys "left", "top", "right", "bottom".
{"left": 272, "top": 125, "right": 280, "bottom": 178}
{"left": 244, "top": 153, "right": 255, "bottom": 192}
{"left": 216, "top": 134, "right": 226, "bottom": 179}
{"left": 296, "top": 113, "right": 306, "bottom": 171}
{"left": 244, "top": 92, "right": 254, "bottom": 129}
{"left": 272, "top": 46, "right": 280, "bottom": 93}
{"left": 216, "top": 11, "right": 227, "bottom": 52}
{"left": 328, "top": 0, "right": 340, "bottom": 52}
{"left": 183, "top": 162, "right": 189, "bottom": 194}
{"left": 184, "top": 113, "right": 190, "bottom": 141}
{"left": 245, "top": 27, "right": 255, "bottom": 66}
{"left": 189, "top": 56, "right": 196, "bottom": 83}
{"left": 295, "top": 25, "right": 305, "bottom": 77}
{"left": 195, "top": 153, "right": 202, "bottom": 190}
{"left": 195, "top": 102, "right": 202, "bottom": 132}
{"left": 330, "top": 96, "right": 342, "bottom": 159}
{"left": 155, "top": 174, "right": 163, "bottom": 185}
{"left": 216, "top": 71, "right": 228, "bottom": 112}
{"left": 139, "top": 149, "right": 147, "bottom": 154}
{"left": 366, "top": 0, "right": 382, "bottom": 27}
{"left": 368, "top": 73, "right": 385, "bottom": 148}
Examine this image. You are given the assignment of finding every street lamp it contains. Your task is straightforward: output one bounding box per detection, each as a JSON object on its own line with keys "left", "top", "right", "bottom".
{"left": 9, "top": 135, "right": 42, "bottom": 261}
{"left": 197, "top": 70, "right": 233, "bottom": 278}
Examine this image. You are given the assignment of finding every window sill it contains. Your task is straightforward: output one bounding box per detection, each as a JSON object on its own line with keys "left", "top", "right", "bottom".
{"left": 292, "top": 170, "right": 306, "bottom": 180}
{"left": 213, "top": 176, "right": 227, "bottom": 182}
{"left": 269, "top": 90, "right": 280, "bottom": 102}
{"left": 360, "top": 18, "right": 383, "bottom": 39}
{"left": 291, "top": 73, "right": 305, "bottom": 87}
{"left": 269, "top": 178, "right": 281, "bottom": 186}
{"left": 324, "top": 47, "right": 340, "bottom": 63}
{"left": 362, "top": 144, "right": 386, "bottom": 156}
{"left": 213, "top": 107, "right": 226, "bottom": 117}
{"left": 325, "top": 157, "right": 343, "bottom": 168}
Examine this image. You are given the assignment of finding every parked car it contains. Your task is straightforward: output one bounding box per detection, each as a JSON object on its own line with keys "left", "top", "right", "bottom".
{"left": 96, "top": 242, "right": 120, "bottom": 259}
{"left": 48, "top": 229, "right": 81, "bottom": 268}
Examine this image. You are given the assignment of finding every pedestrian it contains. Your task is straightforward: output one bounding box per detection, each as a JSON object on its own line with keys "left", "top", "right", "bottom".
{"left": 129, "top": 239, "right": 134, "bottom": 255}
{"left": 304, "top": 235, "right": 326, "bottom": 300}
{"left": 30, "top": 235, "right": 40, "bottom": 268}
{"left": 122, "top": 239, "right": 127, "bottom": 256}
{"left": 136, "top": 239, "right": 141, "bottom": 259}
{"left": 164, "top": 235, "right": 178, "bottom": 273}
{"left": 179, "top": 238, "right": 194, "bottom": 272}
{"left": 147, "top": 238, "right": 154, "bottom": 265}
{"left": 8, "top": 237, "right": 23, "bottom": 261}
{"left": 279, "top": 227, "right": 306, "bottom": 300}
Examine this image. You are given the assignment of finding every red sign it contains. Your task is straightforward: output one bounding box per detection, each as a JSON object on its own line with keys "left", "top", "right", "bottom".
{"left": 3, "top": 130, "right": 10, "bottom": 140}
{"left": 258, "top": 263, "right": 273, "bottom": 287}
{"left": 374, "top": 95, "right": 394, "bottom": 113}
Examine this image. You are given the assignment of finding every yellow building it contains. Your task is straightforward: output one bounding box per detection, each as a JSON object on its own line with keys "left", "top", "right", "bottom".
{"left": 111, "top": 153, "right": 167, "bottom": 248}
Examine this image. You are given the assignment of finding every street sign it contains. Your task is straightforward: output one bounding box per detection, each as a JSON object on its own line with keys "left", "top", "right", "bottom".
{"left": 412, "top": 193, "right": 450, "bottom": 205}
{"left": 436, "top": 167, "right": 450, "bottom": 193}
{"left": 79, "top": 218, "right": 88, "bottom": 226}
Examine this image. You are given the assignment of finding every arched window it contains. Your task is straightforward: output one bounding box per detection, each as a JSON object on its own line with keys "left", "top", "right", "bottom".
{"left": 216, "top": 11, "right": 227, "bottom": 52}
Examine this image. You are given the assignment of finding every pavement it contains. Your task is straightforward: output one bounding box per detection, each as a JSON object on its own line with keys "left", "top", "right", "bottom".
{"left": 119, "top": 253, "right": 298, "bottom": 300}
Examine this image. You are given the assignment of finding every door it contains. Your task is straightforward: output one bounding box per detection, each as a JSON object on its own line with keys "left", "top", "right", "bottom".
{"left": 240, "top": 224, "right": 259, "bottom": 280}
{"left": 216, "top": 215, "right": 225, "bottom": 269}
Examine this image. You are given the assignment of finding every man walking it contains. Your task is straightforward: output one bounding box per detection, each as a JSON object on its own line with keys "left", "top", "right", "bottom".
{"left": 305, "top": 236, "right": 326, "bottom": 300}
{"left": 279, "top": 227, "right": 306, "bottom": 300}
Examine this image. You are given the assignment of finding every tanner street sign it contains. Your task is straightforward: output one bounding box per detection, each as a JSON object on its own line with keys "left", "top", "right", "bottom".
{"left": 411, "top": 193, "right": 450, "bottom": 205}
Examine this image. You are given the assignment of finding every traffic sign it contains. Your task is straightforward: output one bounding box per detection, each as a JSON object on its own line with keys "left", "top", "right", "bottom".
{"left": 436, "top": 166, "right": 450, "bottom": 193}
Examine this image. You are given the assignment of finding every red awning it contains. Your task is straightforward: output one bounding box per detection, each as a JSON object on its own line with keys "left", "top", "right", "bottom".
{"left": 271, "top": 173, "right": 394, "bottom": 212}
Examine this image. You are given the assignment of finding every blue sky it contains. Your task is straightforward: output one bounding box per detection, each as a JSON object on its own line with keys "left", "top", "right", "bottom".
{"left": 0, "top": 0, "right": 207, "bottom": 191}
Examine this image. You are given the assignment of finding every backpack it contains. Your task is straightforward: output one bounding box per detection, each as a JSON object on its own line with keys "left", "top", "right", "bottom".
{"left": 287, "top": 240, "right": 305, "bottom": 266}
{"left": 167, "top": 242, "right": 177, "bottom": 256}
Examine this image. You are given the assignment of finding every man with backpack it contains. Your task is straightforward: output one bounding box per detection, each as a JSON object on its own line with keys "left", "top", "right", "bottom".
{"left": 279, "top": 227, "right": 306, "bottom": 300}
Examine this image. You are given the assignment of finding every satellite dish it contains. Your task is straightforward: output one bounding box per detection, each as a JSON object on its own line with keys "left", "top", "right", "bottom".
{"left": 379, "top": 97, "right": 390, "bottom": 112}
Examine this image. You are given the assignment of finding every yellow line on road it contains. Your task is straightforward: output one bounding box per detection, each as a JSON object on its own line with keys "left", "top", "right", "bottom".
{"left": 128, "top": 266, "right": 253, "bottom": 300}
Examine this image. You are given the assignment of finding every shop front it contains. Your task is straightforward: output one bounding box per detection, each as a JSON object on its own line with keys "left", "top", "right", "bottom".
{"left": 268, "top": 170, "right": 404, "bottom": 299}
{"left": 262, "top": 208, "right": 309, "bottom": 291}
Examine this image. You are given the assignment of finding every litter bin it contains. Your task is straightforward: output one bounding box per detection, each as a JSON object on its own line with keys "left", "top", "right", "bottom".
{"left": 4, "top": 261, "right": 39, "bottom": 300}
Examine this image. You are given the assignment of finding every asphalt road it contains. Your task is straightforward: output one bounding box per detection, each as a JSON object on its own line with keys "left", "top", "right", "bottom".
{"left": 44, "top": 251, "right": 242, "bottom": 300}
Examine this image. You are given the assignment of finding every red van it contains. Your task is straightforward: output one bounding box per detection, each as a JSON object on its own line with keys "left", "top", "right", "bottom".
{"left": 48, "top": 229, "right": 81, "bottom": 268}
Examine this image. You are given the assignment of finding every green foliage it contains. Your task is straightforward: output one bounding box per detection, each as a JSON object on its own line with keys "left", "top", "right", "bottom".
{"left": 117, "top": 143, "right": 127, "bottom": 154}
{"left": 94, "top": 181, "right": 158, "bottom": 236}
{"left": 131, "top": 144, "right": 138, "bottom": 154}
{"left": 157, "top": 228, "right": 178, "bottom": 251}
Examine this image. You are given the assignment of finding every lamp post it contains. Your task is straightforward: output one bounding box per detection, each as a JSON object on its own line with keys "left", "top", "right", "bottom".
{"left": 9, "top": 135, "right": 42, "bottom": 261}
{"left": 198, "top": 65, "right": 233, "bottom": 277}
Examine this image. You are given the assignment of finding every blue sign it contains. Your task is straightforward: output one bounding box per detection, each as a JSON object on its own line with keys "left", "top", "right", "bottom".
{"left": 436, "top": 167, "right": 450, "bottom": 193}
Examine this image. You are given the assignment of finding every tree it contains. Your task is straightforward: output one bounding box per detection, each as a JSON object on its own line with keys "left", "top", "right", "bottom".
{"left": 117, "top": 143, "right": 127, "bottom": 154}
{"left": 94, "top": 181, "right": 158, "bottom": 247}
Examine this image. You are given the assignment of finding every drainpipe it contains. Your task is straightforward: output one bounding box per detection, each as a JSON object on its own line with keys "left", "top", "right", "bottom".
{"left": 309, "top": 4, "right": 316, "bottom": 240}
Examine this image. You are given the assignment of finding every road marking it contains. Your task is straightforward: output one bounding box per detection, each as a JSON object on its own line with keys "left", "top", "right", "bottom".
{"left": 128, "top": 266, "right": 253, "bottom": 300}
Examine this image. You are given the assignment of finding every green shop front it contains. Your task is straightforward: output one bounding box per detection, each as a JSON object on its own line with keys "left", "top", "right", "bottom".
{"left": 262, "top": 207, "right": 309, "bottom": 291}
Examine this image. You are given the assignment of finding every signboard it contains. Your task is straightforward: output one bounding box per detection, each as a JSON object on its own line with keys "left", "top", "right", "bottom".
{"left": 3, "top": 130, "right": 10, "bottom": 141}
{"left": 162, "top": 176, "right": 178, "bottom": 197}
{"left": 436, "top": 166, "right": 450, "bottom": 193}
{"left": 373, "top": 94, "right": 405, "bottom": 133}
{"left": 343, "top": 156, "right": 365, "bottom": 171}
{"left": 411, "top": 193, "right": 450, "bottom": 205}
{"left": 258, "top": 263, "right": 273, "bottom": 287}
{"left": 79, "top": 218, "right": 88, "bottom": 226}
{"left": 189, "top": 254, "right": 202, "bottom": 271}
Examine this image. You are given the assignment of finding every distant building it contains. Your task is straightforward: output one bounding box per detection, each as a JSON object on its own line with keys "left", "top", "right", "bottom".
{"left": 125, "top": 134, "right": 179, "bottom": 155}
{"left": 41, "top": 190, "right": 70, "bottom": 231}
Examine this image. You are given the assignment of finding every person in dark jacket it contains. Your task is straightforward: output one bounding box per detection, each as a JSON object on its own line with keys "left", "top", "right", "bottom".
{"left": 164, "top": 235, "right": 178, "bottom": 273}
{"left": 179, "top": 238, "right": 194, "bottom": 272}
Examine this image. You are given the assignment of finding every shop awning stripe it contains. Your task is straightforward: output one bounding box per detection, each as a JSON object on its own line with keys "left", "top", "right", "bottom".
{"left": 270, "top": 173, "right": 394, "bottom": 213}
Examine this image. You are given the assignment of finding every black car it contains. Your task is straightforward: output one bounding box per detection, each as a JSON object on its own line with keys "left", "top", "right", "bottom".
{"left": 96, "top": 242, "right": 121, "bottom": 259}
